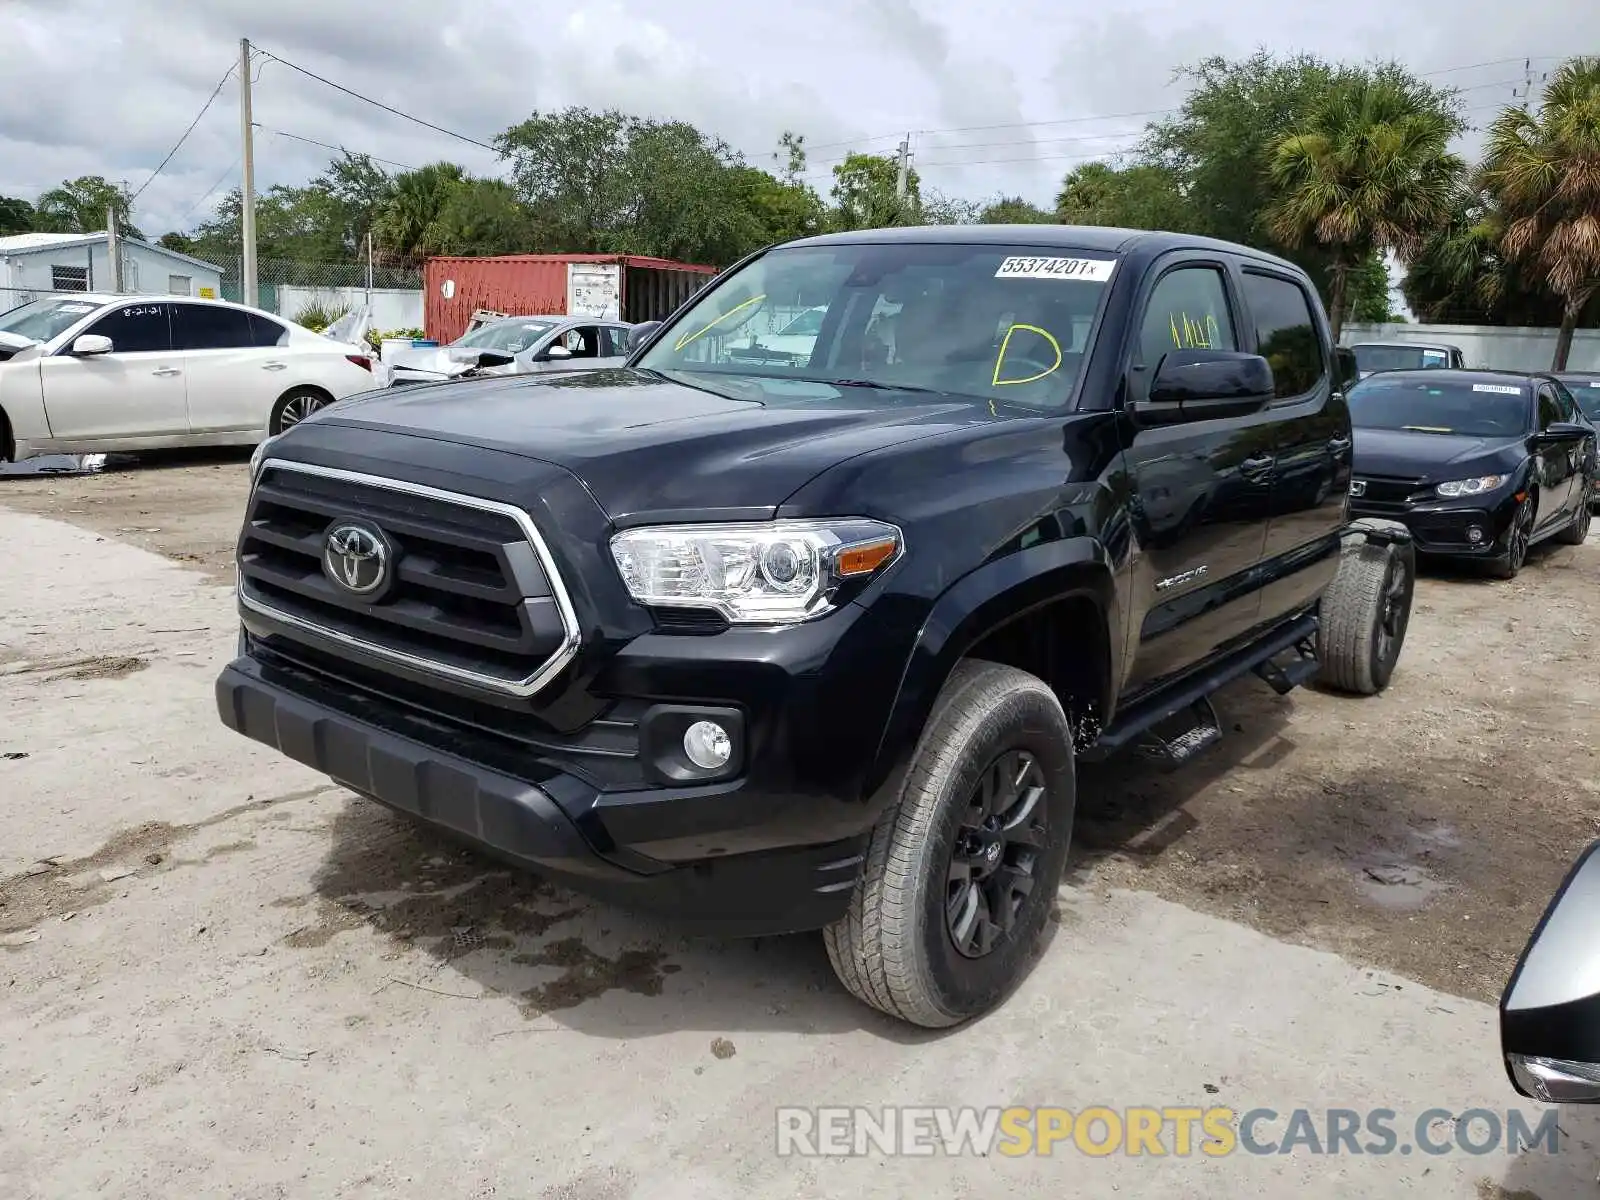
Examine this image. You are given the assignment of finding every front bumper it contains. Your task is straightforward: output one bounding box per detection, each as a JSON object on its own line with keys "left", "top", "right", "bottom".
{"left": 1348, "top": 496, "right": 1516, "bottom": 558}
{"left": 215, "top": 653, "right": 870, "bottom": 936}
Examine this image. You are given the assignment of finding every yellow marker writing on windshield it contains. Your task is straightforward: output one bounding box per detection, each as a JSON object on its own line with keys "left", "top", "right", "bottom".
{"left": 673, "top": 293, "right": 768, "bottom": 352}
{"left": 992, "top": 323, "right": 1063, "bottom": 387}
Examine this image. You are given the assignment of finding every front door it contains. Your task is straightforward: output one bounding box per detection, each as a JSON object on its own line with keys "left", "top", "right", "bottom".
{"left": 1118, "top": 257, "right": 1279, "bottom": 695}
{"left": 169, "top": 301, "right": 282, "bottom": 433}
{"left": 38, "top": 302, "right": 187, "bottom": 440}
{"left": 1238, "top": 267, "right": 1350, "bottom": 620}
{"left": 1534, "top": 384, "right": 1576, "bottom": 529}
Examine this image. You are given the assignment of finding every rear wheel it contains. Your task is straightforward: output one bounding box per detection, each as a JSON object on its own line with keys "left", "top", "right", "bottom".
{"left": 1317, "top": 534, "right": 1415, "bottom": 695}
{"left": 1489, "top": 493, "right": 1537, "bottom": 579}
{"left": 0, "top": 407, "right": 12, "bottom": 463}
{"left": 1556, "top": 489, "right": 1593, "bottom": 545}
{"left": 823, "top": 659, "right": 1075, "bottom": 1028}
{"left": 269, "top": 387, "right": 333, "bottom": 435}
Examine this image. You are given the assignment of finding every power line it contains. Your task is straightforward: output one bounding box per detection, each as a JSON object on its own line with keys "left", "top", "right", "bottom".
{"left": 129, "top": 60, "right": 237, "bottom": 203}
{"left": 252, "top": 46, "right": 500, "bottom": 154}
{"left": 254, "top": 125, "right": 419, "bottom": 171}
{"left": 173, "top": 156, "right": 241, "bottom": 227}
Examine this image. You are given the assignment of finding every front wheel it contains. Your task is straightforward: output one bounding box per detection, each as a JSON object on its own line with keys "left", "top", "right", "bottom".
{"left": 1317, "top": 533, "right": 1415, "bottom": 695}
{"left": 1489, "top": 493, "right": 1537, "bottom": 579}
{"left": 823, "top": 659, "right": 1075, "bottom": 1028}
{"left": 269, "top": 387, "right": 332, "bottom": 436}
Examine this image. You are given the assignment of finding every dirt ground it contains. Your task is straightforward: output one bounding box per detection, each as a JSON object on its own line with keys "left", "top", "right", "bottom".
{"left": 3, "top": 452, "right": 1599, "bottom": 1198}
{"left": 4, "top": 450, "right": 1595, "bottom": 1007}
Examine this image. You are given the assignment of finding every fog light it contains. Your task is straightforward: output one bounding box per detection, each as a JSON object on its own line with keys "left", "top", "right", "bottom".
{"left": 683, "top": 720, "right": 732, "bottom": 770}
{"left": 1467, "top": 526, "right": 1485, "bottom": 544}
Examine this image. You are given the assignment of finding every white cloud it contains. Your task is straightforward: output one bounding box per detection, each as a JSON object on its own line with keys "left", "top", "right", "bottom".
{"left": 0, "top": 0, "right": 1591, "bottom": 237}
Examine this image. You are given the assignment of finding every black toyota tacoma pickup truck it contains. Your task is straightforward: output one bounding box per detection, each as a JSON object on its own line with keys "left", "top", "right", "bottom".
{"left": 217, "top": 225, "right": 1416, "bottom": 1028}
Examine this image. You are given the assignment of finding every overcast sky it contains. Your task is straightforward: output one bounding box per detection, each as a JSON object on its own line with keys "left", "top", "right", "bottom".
{"left": 0, "top": 0, "right": 1591, "bottom": 239}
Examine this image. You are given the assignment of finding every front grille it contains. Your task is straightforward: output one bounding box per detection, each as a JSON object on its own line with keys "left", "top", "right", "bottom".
{"left": 238, "top": 461, "right": 579, "bottom": 697}
{"left": 1352, "top": 474, "right": 1430, "bottom": 508}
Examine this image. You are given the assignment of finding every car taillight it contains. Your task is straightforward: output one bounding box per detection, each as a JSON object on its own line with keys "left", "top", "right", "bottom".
{"left": 346, "top": 354, "right": 372, "bottom": 371}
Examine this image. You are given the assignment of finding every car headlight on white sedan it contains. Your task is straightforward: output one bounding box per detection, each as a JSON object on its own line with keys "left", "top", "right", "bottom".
{"left": 1435, "top": 474, "right": 1509, "bottom": 498}
{"left": 610, "top": 518, "right": 903, "bottom": 624}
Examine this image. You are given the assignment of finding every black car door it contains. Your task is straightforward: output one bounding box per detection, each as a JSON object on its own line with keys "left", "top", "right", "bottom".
{"left": 1534, "top": 383, "right": 1574, "bottom": 528}
{"left": 1116, "top": 253, "right": 1281, "bottom": 695}
{"left": 1236, "top": 267, "right": 1351, "bottom": 622}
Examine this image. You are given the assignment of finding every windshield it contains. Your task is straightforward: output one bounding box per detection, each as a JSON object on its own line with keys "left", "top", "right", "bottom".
{"left": 0, "top": 296, "right": 103, "bottom": 344}
{"left": 1348, "top": 377, "right": 1530, "bottom": 437}
{"left": 1352, "top": 344, "right": 1451, "bottom": 374}
{"left": 634, "top": 242, "right": 1118, "bottom": 410}
{"left": 457, "top": 319, "right": 555, "bottom": 352}
{"left": 1558, "top": 376, "right": 1600, "bottom": 419}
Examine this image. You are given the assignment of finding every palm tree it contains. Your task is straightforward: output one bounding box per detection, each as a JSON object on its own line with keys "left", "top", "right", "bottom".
{"left": 1481, "top": 57, "right": 1600, "bottom": 370}
{"left": 1264, "top": 72, "right": 1465, "bottom": 337}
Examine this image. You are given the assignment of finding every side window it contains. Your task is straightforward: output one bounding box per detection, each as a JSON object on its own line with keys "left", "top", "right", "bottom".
{"left": 83, "top": 303, "right": 172, "bottom": 354}
{"left": 600, "top": 327, "right": 628, "bottom": 356}
{"left": 1240, "top": 271, "right": 1325, "bottom": 398}
{"left": 169, "top": 304, "right": 255, "bottom": 351}
{"left": 566, "top": 327, "right": 599, "bottom": 359}
{"left": 1137, "top": 267, "right": 1237, "bottom": 369}
{"left": 1552, "top": 383, "right": 1577, "bottom": 422}
{"left": 247, "top": 313, "right": 289, "bottom": 348}
{"left": 1537, "top": 387, "right": 1562, "bottom": 430}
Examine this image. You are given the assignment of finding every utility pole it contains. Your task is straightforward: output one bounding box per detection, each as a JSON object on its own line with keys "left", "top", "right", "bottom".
{"left": 894, "top": 135, "right": 912, "bottom": 224}
{"left": 365, "top": 229, "right": 374, "bottom": 306}
{"left": 239, "top": 37, "right": 258, "bottom": 308}
{"left": 105, "top": 203, "right": 122, "bottom": 293}
{"left": 1515, "top": 58, "right": 1547, "bottom": 113}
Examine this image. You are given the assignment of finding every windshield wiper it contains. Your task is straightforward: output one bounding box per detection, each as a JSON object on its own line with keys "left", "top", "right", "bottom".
{"left": 792, "top": 376, "right": 945, "bottom": 395}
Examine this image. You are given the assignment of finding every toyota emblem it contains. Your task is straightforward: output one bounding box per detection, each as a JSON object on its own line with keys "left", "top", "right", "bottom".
{"left": 323, "top": 520, "right": 391, "bottom": 597}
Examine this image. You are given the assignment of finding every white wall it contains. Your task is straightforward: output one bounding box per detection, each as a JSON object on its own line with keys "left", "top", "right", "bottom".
{"left": 0, "top": 240, "right": 221, "bottom": 302}
{"left": 1341, "top": 322, "right": 1600, "bottom": 372}
{"left": 276, "top": 286, "right": 424, "bottom": 332}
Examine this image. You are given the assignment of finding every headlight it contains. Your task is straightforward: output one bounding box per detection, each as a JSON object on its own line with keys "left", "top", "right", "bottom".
{"left": 249, "top": 435, "right": 280, "bottom": 482}
{"left": 1435, "top": 474, "right": 1508, "bottom": 498}
{"left": 610, "top": 518, "right": 903, "bottom": 624}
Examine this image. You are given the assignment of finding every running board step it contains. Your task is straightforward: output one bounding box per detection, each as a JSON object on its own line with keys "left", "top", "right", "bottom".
{"left": 1135, "top": 695, "right": 1224, "bottom": 770}
{"left": 1252, "top": 638, "right": 1321, "bottom": 695}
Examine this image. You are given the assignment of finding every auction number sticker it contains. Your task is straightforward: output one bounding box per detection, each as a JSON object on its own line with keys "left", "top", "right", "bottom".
{"left": 995, "top": 256, "right": 1116, "bottom": 282}
{"left": 1472, "top": 383, "right": 1521, "bottom": 394}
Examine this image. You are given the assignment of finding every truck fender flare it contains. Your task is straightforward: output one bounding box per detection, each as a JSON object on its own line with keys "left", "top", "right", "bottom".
{"left": 863, "top": 537, "right": 1119, "bottom": 810}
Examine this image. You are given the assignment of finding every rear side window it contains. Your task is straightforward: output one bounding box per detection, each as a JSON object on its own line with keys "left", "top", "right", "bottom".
{"left": 1241, "top": 272, "right": 1325, "bottom": 398}
{"left": 248, "top": 313, "right": 289, "bottom": 347}
{"left": 1137, "top": 266, "right": 1237, "bottom": 368}
{"left": 600, "top": 327, "right": 629, "bottom": 356}
{"left": 84, "top": 303, "right": 171, "bottom": 353}
{"left": 169, "top": 303, "right": 256, "bottom": 350}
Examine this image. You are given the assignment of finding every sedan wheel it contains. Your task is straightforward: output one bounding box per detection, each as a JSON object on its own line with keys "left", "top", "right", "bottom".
{"left": 1491, "top": 497, "right": 1536, "bottom": 580}
{"left": 270, "top": 389, "right": 330, "bottom": 436}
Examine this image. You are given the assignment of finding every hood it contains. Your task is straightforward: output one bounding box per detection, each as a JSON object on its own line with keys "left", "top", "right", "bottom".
{"left": 1353, "top": 426, "right": 1525, "bottom": 482}
{"left": 0, "top": 330, "right": 37, "bottom": 362}
{"left": 313, "top": 367, "right": 1006, "bottom": 522}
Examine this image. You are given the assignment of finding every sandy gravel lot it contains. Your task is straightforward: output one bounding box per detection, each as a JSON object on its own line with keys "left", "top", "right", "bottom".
{"left": 3, "top": 453, "right": 1599, "bottom": 1198}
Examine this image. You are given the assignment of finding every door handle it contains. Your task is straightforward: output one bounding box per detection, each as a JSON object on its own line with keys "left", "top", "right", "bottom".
{"left": 262, "top": 361, "right": 288, "bottom": 371}
{"left": 152, "top": 366, "right": 181, "bottom": 377}
{"left": 1326, "top": 436, "right": 1351, "bottom": 453}
{"left": 1240, "top": 454, "right": 1275, "bottom": 478}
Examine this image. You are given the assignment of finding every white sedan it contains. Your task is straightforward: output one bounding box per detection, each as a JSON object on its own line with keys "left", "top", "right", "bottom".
{"left": 0, "top": 293, "right": 380, "bottom": 464}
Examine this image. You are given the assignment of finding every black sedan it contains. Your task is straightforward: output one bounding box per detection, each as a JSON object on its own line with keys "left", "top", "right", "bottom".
{"left": 1554, "top": 371, "right": 1600, "bottom": 510}
{"left": 1346, "top": 369, "right": 1595, "bottom": 578}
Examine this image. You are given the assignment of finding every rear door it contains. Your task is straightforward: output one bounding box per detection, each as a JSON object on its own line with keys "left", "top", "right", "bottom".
{"left": 1534, "top": 384, "right": 1574, "bottom": 527}
{"left": 1238, "top": 267, "right": 1350, "bottom": 622}
{"left": 38, "top": 302, "right": 187, "bottom": 439}
{"left": 1117, "top": 254, "right": 1280, "bottom": 694}
{"left": 170, "top": 302, "right": 282, "bottom": 433}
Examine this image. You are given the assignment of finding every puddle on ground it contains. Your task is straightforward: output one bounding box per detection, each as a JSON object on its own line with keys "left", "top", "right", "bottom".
{"left": 1353, "top": 857, "right": 1449, "bottom": 909}
{"left": 0, "top": 453, "right": 110, "bottom": 477}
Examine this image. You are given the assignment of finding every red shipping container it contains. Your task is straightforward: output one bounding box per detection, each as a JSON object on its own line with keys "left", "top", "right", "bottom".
{"left": 422, "top": 253, "right": 718, "bottom": 343}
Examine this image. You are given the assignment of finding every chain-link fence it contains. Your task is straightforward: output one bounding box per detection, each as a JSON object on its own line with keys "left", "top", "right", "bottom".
{"left": 219, "top": 256, "right": 422, "bottom": 310}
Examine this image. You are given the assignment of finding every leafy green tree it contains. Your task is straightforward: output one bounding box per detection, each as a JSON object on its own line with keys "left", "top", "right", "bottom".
{"left": 1055, "top": 162, "right": 1194, "bottom": 230}
{"left": 497, "top": 107, "right": 636, "bottom": 252}
{"left": 1264, "top": 70, "right": 1464, "bottom": 336}
{"left": 34, "top": 176, "right": 141, "bottom": 239}
{"left": 979, "top": 195, "right": 1054, "bottom": 224}
{"left": 921, "top": 190, "right": 981, "bottom": 224}
{"left": 428, "top": 178, "right": 534, "bottom": 256}
{"left": 830, "top": 152, "right": 918, "bottom": 229}
{"left": 373, "top": 162, "right": 466, "bottom": 262}
{"left": 0, "top": 195, "right": 33, "bottom": 235}
{"left": 1481, "top": 57, "right": 1600, "bottom": 368}
{"left": 313, "top": 152, "right": 394, "bottom": 258}
{"left": 157, "top": 231, "right": 197, "bottom": 255}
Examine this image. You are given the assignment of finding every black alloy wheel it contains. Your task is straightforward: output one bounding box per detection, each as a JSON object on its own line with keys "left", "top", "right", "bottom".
{"left": 946, "top": 750, "right": 1049, "bottom": 959}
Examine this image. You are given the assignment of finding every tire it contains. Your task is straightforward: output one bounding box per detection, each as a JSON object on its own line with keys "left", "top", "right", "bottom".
{"left": 269, "top": 387, "right": 333, "bottom": 435}
{"left": 0, "top": 407, "right": 12, "bottom": 464}
{"left": 1488, "top": 492, "right": 1537, "bottom": 579}
{"left": 1555, "top": 490, "right": 1593, "bottom": 545}
{"left": 823, "top": 659, "right": 1075, "bottom": 1028}
{"left": 1316, "top": 535, "right": 1415, "bottom": 695}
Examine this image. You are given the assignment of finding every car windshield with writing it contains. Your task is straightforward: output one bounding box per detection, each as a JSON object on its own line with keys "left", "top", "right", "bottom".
{"left": 633, "top": 242, "right": 1118, "bottom": 410}
{"left": 1352, "top": 344, "right": 1451, "bottom": 374}
{"left": 1348, "top": 376, "right": 1530, "bottom": 438}
{"left": 0, "top": 296, "right": 103, "bottom": 344}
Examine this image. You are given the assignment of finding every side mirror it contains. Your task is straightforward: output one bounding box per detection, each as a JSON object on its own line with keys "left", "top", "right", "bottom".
{"left": 627, "top": 320, "right": 662, "bottom": 352}
{"left": 1502, "top": 839, "right": 1600, "bottom": 1102}
{"left": 1537, "top": 421, "right": 1591, "bottom": 443}
{"left": 1334, "top": 347, "right": 1361, "bottom": 392}
{"left": 1133, "top": 350, "right": 1275, "bottom": 425}
{"left": 70, "top": 334, "right": 113, "bottom": 356}
{"left": 543, "top": 343, "right": 573, "bottom": 361}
